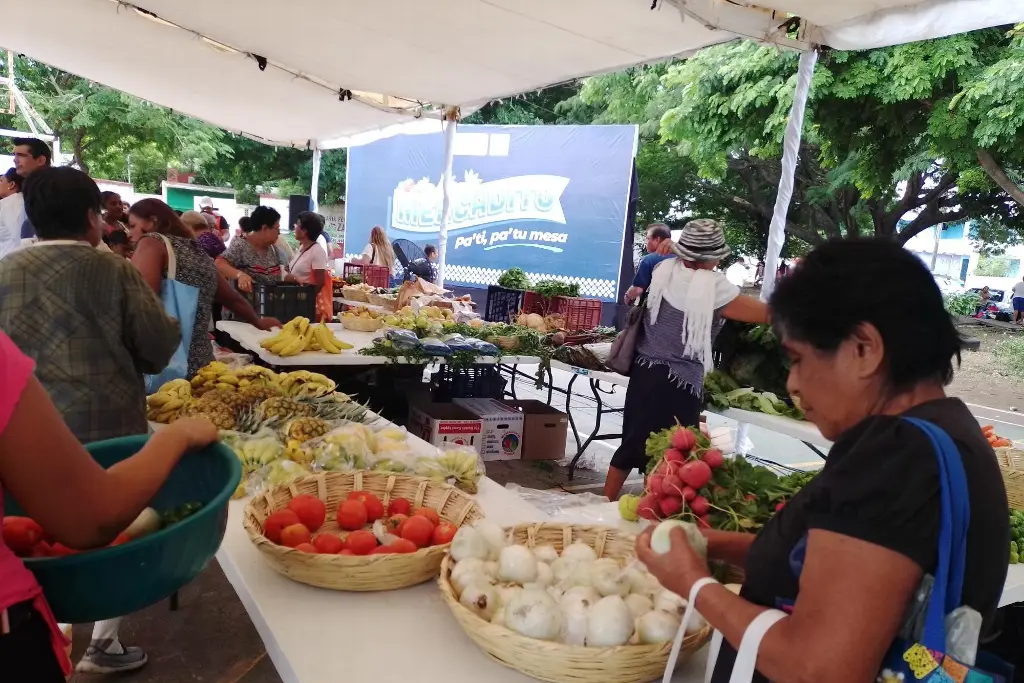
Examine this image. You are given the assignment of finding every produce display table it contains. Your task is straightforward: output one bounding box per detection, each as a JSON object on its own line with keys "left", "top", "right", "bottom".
{"left": 334, "top": 297, "right": 388, "bottom": 312}
{"left": 216, "top": 321, "right": 540, "bottom": 368}
{"left": 217, "top": 477, "right": 709, "bottom": 683}
{"left": 709, "top": 407, "right": 831, "bottom": 454}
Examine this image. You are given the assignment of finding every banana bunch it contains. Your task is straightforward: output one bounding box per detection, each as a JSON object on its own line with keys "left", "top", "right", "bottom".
{"left": 235, "top": 365, "right": 280, "bottom": 389}
{"left": 260, "top": 318, "right": 353, "bottom": 357}
{"left": 279, "top": 370, "right": 336, "bottom": 399}
{"left": 190, "top": 361, "right": 240, "bottom": 396}
{"left": 416, "top": 449, "right": 482, "bottom": 494}
{"left": 146, "top": 379, "right": 192, "bottom": 423}
{"left": 220, "top": 432, "right": 283, "bottom": 473}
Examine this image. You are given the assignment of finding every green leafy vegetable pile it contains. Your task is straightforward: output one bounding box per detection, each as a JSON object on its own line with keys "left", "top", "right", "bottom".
{"left": 704, "top": 370, "right": 804, "bottom": 420}
{"left": 1010, "top": 510, "right": 1024, "bottom": 564}
{"left": 497, "top": 267, "right": 531, "bottom": 290}
{"left": 531, "top": 279, "right": 581, "bottom": 299}
{"left": 713, "top": 322, "right": 791, "bottom": 398}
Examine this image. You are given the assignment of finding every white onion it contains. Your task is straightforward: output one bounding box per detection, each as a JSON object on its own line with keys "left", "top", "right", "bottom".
{"left": 686, "top": 610, "right": 708, "bottom": 634}
{"left": 563, "top": 560, "right": 596, "bottom": 588}
{"left": 653, "top": 589, "right": 687, "bottom": 618}
{"left": 636, "top": 610, "right": 680, "bottom": 644}
{"left": 491, "top": 606, "right": 506, "bottom": 627}
{"left": 560, "top": 586, "right": 601, "bottom": 613}
{"left": 561, "top": 602, "right": 590, "bottom": 645}
{"left": 591, "top": 558, "right": 630, "bottom": 597}
{"left": 451, "top": 526, "right": 492, "bottom": 562}
{"left": 551, "top": 557, "right": 577, "bottom": 584}
{"left": 625, "top": 566, "right": 661, "bottom": 597}
{"left": 624, "top": 593, "right": 654, "bottom": 621}
{"left": 472, "top": 520, "right": 508, "bottom": 558}
{"left": 451, "top": 568, "right": 492, "bottom": 600}
{"left": 497, "top": 545, "right": 538, "bottom": 584}
{"left": 650, "top": 520, "right": 707, "bottom": 560}
{"left": 533, "top": 545, "right": 559, "bottom": 564}
{"left": 497, "top": 585, "right": 524, "bottom": 607}
{"left": 534, "top": 561, "right": 554, "bottom": 588}
{"left": 585, "top": 596, "right": 633, "bottom": 647}
{"left": 560, "top": 542, "right": 598, "bottom": 564}
{"left": 504, "top": 588, "right": 564, "bottom": 641}
{"left": 460, "top": 582, "right": 499, "bottom": 620}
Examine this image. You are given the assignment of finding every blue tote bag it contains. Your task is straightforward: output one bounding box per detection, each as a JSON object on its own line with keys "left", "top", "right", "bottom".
{"left": 145, "top": 234, "right": 199, "bottom": 394}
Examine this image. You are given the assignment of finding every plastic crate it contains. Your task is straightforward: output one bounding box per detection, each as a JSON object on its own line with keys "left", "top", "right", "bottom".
{"left": 521, "top": 293, "right": 603, "bottom": 332}
{"left": 239, "top": 282, "right": 317, "bottom": 322}
{"left": 430, "top": 365, "right": 506, "bottom": 401}
{"left": 342, "top": 262, "right": 390, "bottom": 289}
{"left": 485, "top": 285, "right": 526, "bottom": 323}
{"left": 5, "top": 435, "right": 240, "bottom": 623}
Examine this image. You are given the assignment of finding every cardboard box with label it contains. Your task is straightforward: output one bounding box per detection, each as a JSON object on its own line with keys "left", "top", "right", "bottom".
{"left": 453, "top": 398, "right": 524, "bottom": 461}
{"left": 503, "top": 400, "right": 570, "bottom": 461}
{"left": 407, "top": 402, "right": 483, "bottom": 455}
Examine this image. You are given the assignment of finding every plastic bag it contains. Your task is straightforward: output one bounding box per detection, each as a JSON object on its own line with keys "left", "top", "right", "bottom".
{"left": 386, "top": 328, "right": 421, "bottom": 352}
{"left": 504, "top": 483, "right": 609, "bottom": 516}
{"left": 306, "top": 422, "right": 376, "bottom": 472}
{"left": 220, "top": 429, "right": 285, "bottom": 475}
{"left": 465, "top": 337, "right": 499, "bottom": 356}
{"left": 212, "top": 349, "right": 254, "bottom": 369}
{"left": 440, "top": 334, "right": 477, "bottom": 353}
{"left": 420, "top": 336, "right": 452, "bottom": 357}
{"left": 414, "top": 444, "right": 485, "bottom": 494}
{"left": 944, "top": 605, "right": 982, "bottom": 666}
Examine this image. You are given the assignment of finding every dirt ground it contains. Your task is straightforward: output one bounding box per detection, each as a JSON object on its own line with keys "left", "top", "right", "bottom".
{"left": 949, "top": 324, "right": 1023, "bottom": 409}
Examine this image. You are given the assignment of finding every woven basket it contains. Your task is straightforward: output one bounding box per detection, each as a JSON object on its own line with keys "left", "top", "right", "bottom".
{"left": 996, "top": 447, "right": 1024, "bottom": 510}
{"left": 244, "top": 471, "right": 483, "bottom": 591}
{"left": 341, "top": 285, "right": 370, "bottom": 303}
{"left": 495, "top": 335, "right": 520, "bottom": 350}
{"left": 367, "top": 292, "right": 398, "bottom": 310}
{"left": 340, "top": 316, "right": 383, "bottom": 332}
{"left": 439, "top": 523, "right": 713, "bottom": 683}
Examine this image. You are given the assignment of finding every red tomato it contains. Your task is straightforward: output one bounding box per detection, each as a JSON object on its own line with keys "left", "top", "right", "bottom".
{"left": 400, "top": 516, "right": 434, "bottom": 548}
{"left": 2, "top": 517, "right": 44, "bottom": 556}
{"left": 387, "top": 498, "right": 412, "bottom": 516}
{"left": 431, "top": 521, "right": 457, "bottom": 546}
{"left": 412, "top": 508, "right": 440, "bottom": 527}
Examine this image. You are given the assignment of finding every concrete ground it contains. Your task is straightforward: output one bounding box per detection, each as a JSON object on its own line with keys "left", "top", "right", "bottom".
{"left": 68, "top": 364, "right": 1024, "bottom": 683}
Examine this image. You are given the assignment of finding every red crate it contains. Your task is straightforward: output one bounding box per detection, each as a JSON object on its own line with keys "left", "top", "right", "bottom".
{"left": 520, "top": 292, "right": 602, "bottom": 332}
{"left": 342, "top": 262, "right": 390, "bottom": 289}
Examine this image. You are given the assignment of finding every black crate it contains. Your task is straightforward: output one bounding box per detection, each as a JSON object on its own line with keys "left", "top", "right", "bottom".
{"left": 484, "top": 285, "right": 525, "bottom": 323}
{"left": 430, "top": 365, "right": 506, "bottom": 401}
{"left": 239, "top": 282, "right": 317, "bottom": 322}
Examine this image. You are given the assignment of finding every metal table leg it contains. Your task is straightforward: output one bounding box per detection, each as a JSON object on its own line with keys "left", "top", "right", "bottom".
{"left": 567, "top": 378, "right": 624, "bottom": 480}
{"left": 563, "top": 374, "right": 582, "bottom": 459}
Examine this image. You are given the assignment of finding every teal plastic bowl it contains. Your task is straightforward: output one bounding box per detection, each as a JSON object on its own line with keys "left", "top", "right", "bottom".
{"left": 3, "top": 435, "right": 241, "bottom": 623}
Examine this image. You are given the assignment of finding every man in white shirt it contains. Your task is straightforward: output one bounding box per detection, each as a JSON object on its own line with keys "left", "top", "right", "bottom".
{"left": 0, "top": 168, "right": 24, "bottom": 260}
{"left": 1012, "top": 275, "right": 1024, "bottom": 324}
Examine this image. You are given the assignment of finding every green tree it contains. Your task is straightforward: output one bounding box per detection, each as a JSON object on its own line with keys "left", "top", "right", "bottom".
{"left": 0, "top": 56, "right": 228, "bottom": 193}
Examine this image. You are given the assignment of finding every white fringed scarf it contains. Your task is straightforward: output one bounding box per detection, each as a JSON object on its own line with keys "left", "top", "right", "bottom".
{"left": 647, "top": 259, "right": 717, "bottom": 375}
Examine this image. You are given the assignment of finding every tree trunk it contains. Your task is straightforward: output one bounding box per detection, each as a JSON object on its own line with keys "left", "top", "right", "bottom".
{"left": 976, "top": 148, "right": 1024, "bottom": 208}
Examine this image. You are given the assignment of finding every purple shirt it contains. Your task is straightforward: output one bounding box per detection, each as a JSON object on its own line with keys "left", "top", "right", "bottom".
{"left": 197, "top": 231, "right": 225, "bottom": 259}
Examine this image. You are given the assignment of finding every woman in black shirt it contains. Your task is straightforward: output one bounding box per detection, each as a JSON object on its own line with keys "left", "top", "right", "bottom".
{"left": 637, "top": 239, "right": 1008, "bottom": 683}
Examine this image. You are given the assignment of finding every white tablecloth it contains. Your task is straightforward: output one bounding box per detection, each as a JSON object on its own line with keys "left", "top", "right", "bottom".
{"left": 217, "top": 320, "right": 540, "bottom": 367}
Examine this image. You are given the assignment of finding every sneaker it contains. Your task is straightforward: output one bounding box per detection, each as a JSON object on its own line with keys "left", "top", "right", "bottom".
{"left": 75, "top": 645, "right": 148, "bottom": 674}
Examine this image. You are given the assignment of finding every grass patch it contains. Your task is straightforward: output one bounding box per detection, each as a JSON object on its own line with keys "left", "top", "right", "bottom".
{"left": 993, "top": 337, "right": 1024, "bottom": 379}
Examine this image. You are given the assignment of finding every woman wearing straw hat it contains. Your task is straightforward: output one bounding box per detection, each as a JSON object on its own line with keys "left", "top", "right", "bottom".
{"left": 603, "top": 219, "right": 769, "bottom": 500}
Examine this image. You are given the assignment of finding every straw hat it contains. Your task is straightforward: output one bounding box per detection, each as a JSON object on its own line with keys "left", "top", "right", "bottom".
{"left": 669, "top": 218, "right": 732, "bottom": 262}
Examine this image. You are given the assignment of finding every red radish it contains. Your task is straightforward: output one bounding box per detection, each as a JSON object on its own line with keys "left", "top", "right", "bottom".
{"left": 648, "top": 474, "right": 666, "bottom": 497}
{"left": 702, "top": 449, "right": 724, "bottom": 469}
{"left": 681, "top": 486, "right": 697, "bottom": 502}
{"left": 690, "top": 495, "right": 710, "bottom": 516}
{"left": 679, "top": 460, "right": 712, "bottom": 489}
{"left": 662, "top": 475, "right": 685, "bottom": 499}
{"left": 671, "top": 429, "right": 697, "bottom": 452}
{"left": 664, "top": 448, "right": 685, "bottom": 464}
{"left": 743, "top": 494, "right": 757, "bottom": 502}
{"left": 658, "top": 496, "right": 683, "bottom": 517}
{"left": 696, "top": 514, "right": 711, "bottom": 529}
{"left": 637, "top": 495, "right": 660, "bottom": 520}
{"left": 775, "top": 501, "right": 786, "bottom": 512}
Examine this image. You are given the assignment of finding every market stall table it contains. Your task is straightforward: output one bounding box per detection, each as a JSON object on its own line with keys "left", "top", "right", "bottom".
{"left": 217, "top": 320, "right": 540, "bottom": 368}
{"left": 334, "top": 297, "right": 388, "bottom": 312}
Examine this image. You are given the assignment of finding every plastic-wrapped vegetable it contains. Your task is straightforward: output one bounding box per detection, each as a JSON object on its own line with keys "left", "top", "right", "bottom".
{"left": 386, "top": 328, "right": 421, "bottom": 352}
{"left": 465, "top": 337, "right": 499, "bottom": 356}
{"left": 415, "top": 445, "right": 485, "bottom": 494}
{"left": 440, "top": 334, "right": 477, "bottom": 353}
{"left": 420, "top": 337, "right": 452, "bottom": 357}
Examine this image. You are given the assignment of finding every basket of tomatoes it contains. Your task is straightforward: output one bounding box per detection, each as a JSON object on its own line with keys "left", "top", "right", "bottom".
{"left": 243, "top": 470, "right": 483, "bottom": 591}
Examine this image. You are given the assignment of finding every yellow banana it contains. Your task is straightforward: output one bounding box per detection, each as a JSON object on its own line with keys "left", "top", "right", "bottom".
{"left": 296, "top": 317, "right": 310, "bottom": 337}
{"left": 278, "top": 327, "right": 313, "bottom": 357}
{"left": 315, "top": 323, "right": 341, "bottom": 354}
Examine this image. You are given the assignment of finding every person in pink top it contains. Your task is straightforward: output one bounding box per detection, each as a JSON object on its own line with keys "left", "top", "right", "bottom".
{"left": 0, "top": 330, "right": 217, "bottom": 680}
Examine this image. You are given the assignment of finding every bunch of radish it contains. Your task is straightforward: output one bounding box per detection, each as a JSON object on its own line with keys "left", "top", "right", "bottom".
{"left": 638, "top": 427, "right": 725, "bottom": 527}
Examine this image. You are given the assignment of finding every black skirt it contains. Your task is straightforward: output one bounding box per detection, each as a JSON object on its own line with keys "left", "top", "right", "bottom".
{"left": 0, "top": 601, "right": 67, "bottom": 683}
{"left": 609, "top": 360, "right": 703, "bottom": 473}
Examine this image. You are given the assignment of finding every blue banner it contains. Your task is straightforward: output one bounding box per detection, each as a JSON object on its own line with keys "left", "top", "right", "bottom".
{"left": 345, "top": 124, "right": 638, "bottom": 301}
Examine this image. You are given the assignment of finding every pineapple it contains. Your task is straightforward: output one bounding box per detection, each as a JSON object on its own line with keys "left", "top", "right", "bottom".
{"left": 237, "top": 385, "right": 283, "bottom": 408}
{"left": 234, "top": 405, "right": 283, "bottom": 435}
{"left": 202, "top": 389, "right": 250, "bottom": 414}
{"left": 178, "top": 397, "right": 236, "bottom": 430}
{"left": 304, "top": 395, "right": 371, "bottom": 423}
{"left": 259, "top": 396, "right": 314, "bottom": 420}
{"left": 284, "top": 417, "right": 330, "bottom": 443}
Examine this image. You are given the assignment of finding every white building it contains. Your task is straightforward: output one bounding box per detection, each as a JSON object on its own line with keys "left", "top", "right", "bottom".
{"left": 904, "top": 220, "right": 1024, "bottom": 295}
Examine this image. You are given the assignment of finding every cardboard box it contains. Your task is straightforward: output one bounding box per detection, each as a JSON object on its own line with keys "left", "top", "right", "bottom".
{"left": 503, "top": 400, "right": 570, "bottom": 461}
{"left": 408, "top": 402, "right": 483, "bottom": 455}
{"left": 453, "top": 398, "right": 525, "bottom": 461}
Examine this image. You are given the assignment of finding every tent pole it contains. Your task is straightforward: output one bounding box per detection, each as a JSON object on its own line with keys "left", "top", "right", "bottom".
{"left": 760, "top": 49, "right": 817, "bottom": 302}
{"left": 310, "top": 148, "right": 322, "bottom": 211}
{"left": 436, "top": 108, "right": 458, "bottom": 288}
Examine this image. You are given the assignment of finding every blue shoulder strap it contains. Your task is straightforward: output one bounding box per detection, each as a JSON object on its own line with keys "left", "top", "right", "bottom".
{"left": 902, "top": 417, "right": 971, "bottom": 652}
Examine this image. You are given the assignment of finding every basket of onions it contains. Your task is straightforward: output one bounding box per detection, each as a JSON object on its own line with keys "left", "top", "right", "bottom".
{"left": 438, "top": 522, "right": 714, "bottom": 683}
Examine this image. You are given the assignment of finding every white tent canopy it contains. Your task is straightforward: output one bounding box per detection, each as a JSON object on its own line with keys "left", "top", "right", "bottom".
{"left": 5, "top": 0, "right": 1022, "bottom": 150}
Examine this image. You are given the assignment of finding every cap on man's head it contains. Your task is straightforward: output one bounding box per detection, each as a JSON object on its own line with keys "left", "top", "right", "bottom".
{"left": 198, "top": 196, "right": 214, "bottom": 209}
